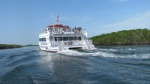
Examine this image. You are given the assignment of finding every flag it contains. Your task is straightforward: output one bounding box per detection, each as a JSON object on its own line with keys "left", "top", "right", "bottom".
{"left": 56, "top": 14, "right": 59, "bottom": 23}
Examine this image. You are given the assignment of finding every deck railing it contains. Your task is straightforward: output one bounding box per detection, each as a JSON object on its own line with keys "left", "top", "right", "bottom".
{"left": 50, "top": 40, "right": 84, "bottom": 47}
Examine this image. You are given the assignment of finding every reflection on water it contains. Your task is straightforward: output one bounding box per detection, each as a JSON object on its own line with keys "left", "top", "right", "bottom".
{"left": 38, "top": 51, "right": 90, "bottom": 84}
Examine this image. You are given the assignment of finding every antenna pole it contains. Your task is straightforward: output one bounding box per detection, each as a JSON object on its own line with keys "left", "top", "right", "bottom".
{"left": 56, "top": 13, "right": 59, "bottom": 24}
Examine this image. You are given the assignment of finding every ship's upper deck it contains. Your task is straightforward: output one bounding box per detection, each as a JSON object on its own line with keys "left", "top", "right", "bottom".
{"left": 41, "top": 24, "right": 85, "bottom": 35}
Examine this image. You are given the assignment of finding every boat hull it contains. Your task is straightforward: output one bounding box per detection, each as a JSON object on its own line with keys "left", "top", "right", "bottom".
{"left": 39, "top": 44, "right": 95, "bottom": 52}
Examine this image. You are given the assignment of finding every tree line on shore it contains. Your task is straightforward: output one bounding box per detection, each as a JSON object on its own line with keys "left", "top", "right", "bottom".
{"left": 1, "top": 28, "right": 150, "bottom": 49}
{"left": 0, "top": 44, "right": 38, "bottom": 49}
{"left": 0, "top": 44, "right": 22, "bottom": 49}
{"left": 90, "top": 28, "right": 150, "bottom": 45}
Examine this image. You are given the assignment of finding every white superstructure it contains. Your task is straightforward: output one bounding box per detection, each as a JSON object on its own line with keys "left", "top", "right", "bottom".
{"left": 39, "top": 15, "right": 95, "bottom": 52}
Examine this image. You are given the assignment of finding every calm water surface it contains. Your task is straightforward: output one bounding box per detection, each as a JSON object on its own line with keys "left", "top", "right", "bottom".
{"left": 0, "top": 46, "right": 150, "bottom": 84}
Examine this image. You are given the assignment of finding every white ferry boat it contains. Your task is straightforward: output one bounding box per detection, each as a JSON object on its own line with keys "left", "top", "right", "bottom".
{"left": 39, "top": 15, "right": 95, "bottom": 52}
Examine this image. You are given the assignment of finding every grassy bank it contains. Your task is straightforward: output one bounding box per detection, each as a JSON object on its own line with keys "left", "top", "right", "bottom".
{"left": 0, "top": 44, "right": 22, "bottom": 49}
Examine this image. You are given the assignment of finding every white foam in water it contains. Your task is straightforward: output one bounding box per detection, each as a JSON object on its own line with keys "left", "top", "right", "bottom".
{"left": 56, "top": 47, "right": 150, "bottom": 60}
{"left": 57, "top": 49, "right": 119, "bottom": 58}
{"left": 140, "top": 55, "right": 150, "bottom": 59}
{"left": 99, "top": 48, "right": 117, "bottom": 52}
{"left": 57, "top": 50, "right": 85, "bottom": 56}
{"left": 127, "top": 54, "right": 150, "bottom": 59}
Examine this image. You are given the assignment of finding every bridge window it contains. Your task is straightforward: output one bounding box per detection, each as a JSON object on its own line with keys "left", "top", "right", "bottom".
{"left": 63, "top": 37, "right": 68, "bottom": 41}
{"left": 49, "top": 36, "right": 53, "bottom": 40}
{"left": 58, "top": 37, "right": 63, "bottom": 41}
{"left": 69, "top": 37, "right": 73, "bottom": 40}
{"left": 78, "top": 37, "right": 81, "bottom": 40}
{"left": 54, "top": 37, "right": 57, "bottom": 41}
{"left": 54, "top": 36, "right": 81, "bottom": 41}
{"left": 39, "top": 38, "right": 46, "bottom": 41}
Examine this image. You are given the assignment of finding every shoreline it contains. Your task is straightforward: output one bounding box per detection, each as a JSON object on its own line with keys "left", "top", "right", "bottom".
{"left": 0, "top": 44, "right": 39, "bottom": 49}
{"left": 0, "top": 44, "right": 22, "bottom": 49}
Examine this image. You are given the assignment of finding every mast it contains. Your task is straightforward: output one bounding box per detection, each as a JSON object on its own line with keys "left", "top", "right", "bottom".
{"left": 56, "top": 13, "right": 59, "bottom": 24}
{"left": 53, "top": 14, "right": 59, "bottom": 33}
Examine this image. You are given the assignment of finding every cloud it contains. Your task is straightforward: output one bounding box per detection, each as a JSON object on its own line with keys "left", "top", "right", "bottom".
{"left": 98, "top": 11, "right": 150, "bottom": 34}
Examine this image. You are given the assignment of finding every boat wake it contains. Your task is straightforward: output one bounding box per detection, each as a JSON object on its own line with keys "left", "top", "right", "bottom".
{"left": 57, "top": 47, "right": 150, "bottom": 60}
{"left": 0, "top": 46, "right": 150, "bottom": 84}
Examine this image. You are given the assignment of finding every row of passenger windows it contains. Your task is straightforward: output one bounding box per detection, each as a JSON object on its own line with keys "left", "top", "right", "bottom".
{"left": 39, "top": 37, "right": 82, "bottom": 41}
{"left": 54, "top": 37, "right": 81, "bottom": 41}
{"left": 39, "top": 38, "right": 46, "bottom": 41}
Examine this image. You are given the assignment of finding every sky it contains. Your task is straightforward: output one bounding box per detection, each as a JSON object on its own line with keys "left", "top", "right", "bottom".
{"left": 0, "top": 0, "right": 150, "bottom": 45}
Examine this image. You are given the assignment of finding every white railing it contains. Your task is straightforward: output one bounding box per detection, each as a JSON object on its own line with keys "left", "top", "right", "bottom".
{"left": 50, "top": 40, "right": 84, "bottom": 47}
